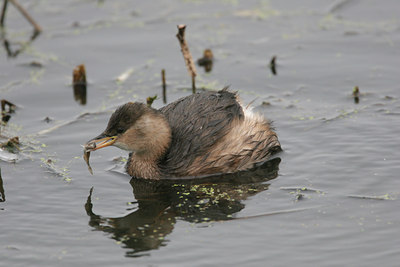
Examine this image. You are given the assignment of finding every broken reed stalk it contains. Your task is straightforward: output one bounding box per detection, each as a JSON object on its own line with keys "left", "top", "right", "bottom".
{"left": 0, "top": 0, "right": 8, "bottom": 27}
{"left": 176, "top": 24, "right": 197, "bottom": 93}
{"left": 73, "top": 64, "right": 87, "bottom": 85}
{"left": 269, "top": 56, "right": 277, "bottom": 75}
{"left": 8, "top": 0, "right": 42, "bottom": 33}
{"left": 73, "top": 64, "right": 87, "bottom": 105}
{"left": 0, "top": 167, "right": 5, "bottom": 202}
{"left": 191, "top": 76, "right": 195, "bottom": 92}
{"left": 353, "top": 86, "right": 360, "bottom": 104}
{"left": 161, "top": 69, "right": 167, "bottom": 103}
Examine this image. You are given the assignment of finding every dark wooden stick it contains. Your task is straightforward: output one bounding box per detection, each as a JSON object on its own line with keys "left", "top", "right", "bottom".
{"left": 0, "top": 167, "right": 5, "bottom": 202}
{"left": 9, "top": 0, "right": 42, "bottom": 33}
{"left": 0, "top": 0, "right": 8, "bottom": 27}
{"left": 191, "top": 76, "right": 195, "bottom": 94}
{"left": 161, "top": 69, "right": 167, "bottom": 103}
{"left": 176, "top": 24, "right": 197, "bottom": 93}
{"left": 73, "top": 64, "right": 87, "bottom": 105}
{"left": 269, "top": 56, "right": 277, "bottom": 75}
{"left": 73, "top": 64, "right": 87, "bottom": 85}
{"left": 353, "top": 86, "right": 360, "bottom": 104}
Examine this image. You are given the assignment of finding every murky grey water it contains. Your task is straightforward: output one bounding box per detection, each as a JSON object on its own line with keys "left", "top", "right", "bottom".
{"left": 1, "top": 0, "right": 399, "bottom": 266}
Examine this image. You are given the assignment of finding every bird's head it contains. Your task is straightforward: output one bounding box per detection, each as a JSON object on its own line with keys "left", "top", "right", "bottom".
{"left": 85, "top": 102, "right": 171, "bottom": 159}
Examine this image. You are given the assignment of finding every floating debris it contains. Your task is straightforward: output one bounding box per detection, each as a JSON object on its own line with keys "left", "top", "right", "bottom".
{"left": 269, "top": 55, "right": 277, "bottom": 75}
{"left": 41, "top": 158, "right": 71, "bottom": 182}
{"left": 146, "top": 95, "right": 157, "bottom": 107}
{"left": 280, "top": 186, "right": 325, "bottom": 193}
{"left": 0, "top": 136, "right": 19, "bottom": 153}
{"left": 176, "top": 24, "right": 197, "bottom": 93}
{"left": 112, "top": 156, "right": 127, "bottom": 163}
{"left": 116, "top": 67, "right": 134, "bottom": 84}
{"left": 197, "top": 49, "right": 213, "bottom": 72}
{"left": 353, "top": 86, "right": 360, "bottom": 104}
{"left": 20, "top": 61, "right": 43, "bottom": 68}
{"left": 73, "top": 64, "right": 87, "bottom": 105}
{"left": 294, "top": 193, "right": 304, "bottom": 202}
{"left": 42, "top": 116, "right": 53, "bottom": 123}
{"left": 1, "top": 99, "right": 16, "bottom": 124}
{"left": 348, "top": 194, "right": 394, "bottom": 200}
{"left": 29, "top": 61, "right": 43, "bottom": 67}
{"left": 261, "top": 101, "right": 271, "bottom": 106}
{"left": 1, "top": 99, "right": 16, "bottom": 113}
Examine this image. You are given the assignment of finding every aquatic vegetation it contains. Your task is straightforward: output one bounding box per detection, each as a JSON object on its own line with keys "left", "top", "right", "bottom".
{"left": 29, "top": 69, "right": 45, "bottom": 84}
{"left": 0, "top": 136, "right": 20, "bottom": 153}
{"left": 40, "top": 157, "right": 72, "bottom": 182}
{"left": 234, "top": 2, "right": 280, "bottom": 20}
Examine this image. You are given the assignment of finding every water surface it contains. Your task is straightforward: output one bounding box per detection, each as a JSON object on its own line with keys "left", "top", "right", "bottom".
{"left": 1, "top": 0, "right": 399, "bottom": 266}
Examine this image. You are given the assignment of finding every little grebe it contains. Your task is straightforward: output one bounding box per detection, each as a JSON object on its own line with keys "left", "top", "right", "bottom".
{"left": 85, "top": 89, "right": 281, "bottom": 179}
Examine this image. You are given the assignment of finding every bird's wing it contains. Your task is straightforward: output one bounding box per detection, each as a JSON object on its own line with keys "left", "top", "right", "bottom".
{"left": 159, "top": 89, "right": 244, "bottom": 175}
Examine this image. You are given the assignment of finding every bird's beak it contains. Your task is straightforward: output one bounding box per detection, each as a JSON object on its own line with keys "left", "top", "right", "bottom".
{"left": 85, "top": 133, "right": 116, "bottom": 151}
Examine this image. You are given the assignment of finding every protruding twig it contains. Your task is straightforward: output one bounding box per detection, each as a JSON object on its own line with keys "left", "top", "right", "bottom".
{"left": 73, "top": 64, "right": 87, "bottom": 85}
{"left": 353, "top": 86, "right": 360, "bottom": 104}
{"left": 161, "top": 69, "right": 167, "bottom": 104}
{"left": 0, "top": 167, "right": 5, "bottom": 202}
{"left": 176, "top": 24, "right": 197, "bottom": 93}
{"left": 191, "top": 76, "right": 195, "bottom": 93}
{"left": 0, "top": 0, "right": 8, "bottom": 27}
{"left": 73, "top": 64, "right": 87, "bottom": 105}
{"left": 269, "top": 56, "right": 277, "bottom": 75}
{"left": 8, "top": 0, "right": 42, "bottom": 33}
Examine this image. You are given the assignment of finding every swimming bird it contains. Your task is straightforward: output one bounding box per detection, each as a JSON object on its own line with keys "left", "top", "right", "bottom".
{"left": 85, "top": 89, "right": 281, "bottom": 179}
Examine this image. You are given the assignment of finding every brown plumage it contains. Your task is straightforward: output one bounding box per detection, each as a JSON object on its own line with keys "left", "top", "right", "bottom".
{"left": 85, "top": 89, "right": 281, "bottom": 179}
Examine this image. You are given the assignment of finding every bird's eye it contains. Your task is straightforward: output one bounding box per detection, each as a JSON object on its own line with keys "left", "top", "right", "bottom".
{"left": 117, "top": 128, "right": 124, "bottom": 134}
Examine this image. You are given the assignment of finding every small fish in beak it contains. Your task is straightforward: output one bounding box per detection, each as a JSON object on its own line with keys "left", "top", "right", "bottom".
{"left": 83, "top": 148, "right": 93, "bottom": 175}
{"left": 83, "top": 134, "right": 117, "bottom": 175}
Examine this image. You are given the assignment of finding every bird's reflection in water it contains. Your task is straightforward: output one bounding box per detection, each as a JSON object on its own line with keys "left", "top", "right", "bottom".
{"left": 85, "top": 157, "right": 281, "bottom": 257}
